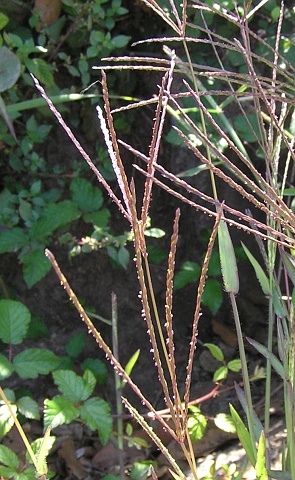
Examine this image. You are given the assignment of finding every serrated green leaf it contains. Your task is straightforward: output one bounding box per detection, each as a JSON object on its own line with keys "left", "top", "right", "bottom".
{"left": 187, "top": 406, "right": 207, "bottom": 442}
{"left": 174, "top": 261, "right": 201, "bottom": 289}
{"left": 218, "top": 220, "right": 239, "bottom": 294}
{"left": 228, "top": 359, "right": 242, "bottom": 372}
{"left": 81, "top": 358, "right": 108, "bottom": 385}
{"left": 65, "top": 333, "right": 86, "bottom": 358}
{"left": 0, "top": 404, "right": 16, "bottom": 440}
{"left": 0, "top": 299, "right": 31, "bottom": 344}
{"left": 230, "top": 404, "right": 256, "bottom": 467}
{"left": 22, "top": 249, "right": 52, "bottom": 288}
{"left": 13, "top": 349, "right": 60, "bottom": 379}
{"left": 83, "top": 208, "right": 110, "bottom": 226}
{"left": 214, "top": 413, "right": 236, "bottom": 433}
{"left": 70, "top": 178, "right": 103, "bottom": 212}
{"left": 44, "top": 396, "right": 78, "bottom": 429}
{"left": 82, "top": 369, "right": 96, "bottom": 394}
{"left": 213, "top": 365, "right": 228, "bottom": 382}
{"left": 202, "top": 279, "right": 223, "bottom": 315}
{"left": 255, "top": 431, "right": 268, "bottom": 480}
{"left": 203, "top": 343, "right": 224, "bottom": 362}
{"left": 52, "top": 369, "right": 93, "bottom": 402}
{"left": 0, "top": 465, "right": 19, "bottom": 478}
{"left": 0, "top": 444, "right": 19, "bottom": 469}
{"left": 24, "top": 58, "right": 54, "bottom": 86}
{"left": 0, "top": 46, "right": 21, "bottom": 92}
{"left": 0, "top": 353, "right": 14, "bottom": 380}
{"left": 29, "top": 200, "right": 80, "bottom": 240}
{"left": 0, "top": 228, "right": 28, "bottom": 253}
{"left": 17, "top": 396, "right": 40, "bottom": 420}
{"left": 79, "top": 397, "right": 112, "bottom": 445}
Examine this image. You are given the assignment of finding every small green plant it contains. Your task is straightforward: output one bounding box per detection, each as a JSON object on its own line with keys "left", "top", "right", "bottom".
{"left": 44, "top": 368, "right": 112, "bottom": 445}
{"left": 203, "top": 343, "right": 242, "bottom": 383}
{"left": 0, "top": 1, "right": 133, "bottom": 288}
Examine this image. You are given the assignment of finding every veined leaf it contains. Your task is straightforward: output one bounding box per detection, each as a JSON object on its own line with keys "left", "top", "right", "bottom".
{"left": 0, "top": 404, "right": 16, "bottom": 440}
{"left": 17, "top": 396, "right": 40, "bottom": 420}
{"left": 203, "top": 343, "right": 224, "bottom": 362}
{"left": 53, "top": 369, "right": 94, "bottom": 402}
{"left": 22, "top": 248, "right": 52, "bottom": 288}
{"left": 0, "top": 444, "right": 19, "bottom": 469}
{"left": 0, "top": 299, "right": 31, "bottom": 345}
{"left": 13, "top": 349, "right": 60, "bottom": 379}
{"left": 187, "top": 406, "right": 207, "bottom": 442}
{"left": 79, "top": 397, "right": 112, "bottom": 445}
{"left": 44, "top": 395, "right": 78, "bottom": 429}
{"left": 70, "top": 178, "right": 103, "bottom": 213}
{"left": 0, "top": 354, "right": 14, "bottom": 380}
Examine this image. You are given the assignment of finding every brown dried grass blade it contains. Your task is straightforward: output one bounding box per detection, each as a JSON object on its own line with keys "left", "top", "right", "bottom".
{"left": 183, "top": 205, "right": 224, "bottom": 414}
{"left": 129, "top": 182, "right": 179, "bottom": 430}
{"left": 99, "top": 71, "right": 132, "bottom": 218}
{"left": 165, "top": 208, "right": 183, "bottom": 435}
{"left": 141, "top": 55, "right": 175, "bottom": 227}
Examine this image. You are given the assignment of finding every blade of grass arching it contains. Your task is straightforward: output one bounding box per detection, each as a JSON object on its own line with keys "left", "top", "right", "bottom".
{"left": 230, "top": 404, "right": 256, "bottom": 467}
{"left": 32, "top": 75, "right": 131, "bottom": 224}
{"left": 6, "top": 93, "right": 140, "bottom": 115}
{"left": 183, "top": 205, "right": 223, "bottom": 414}
{"left": 141, "top": 54, "right": 175, "bottom": 228}
{"left": 235, "top": 384, "right": 263, "bottom": 442}
{"left": 44, "top": 249, "right": 176, "bottom": 440}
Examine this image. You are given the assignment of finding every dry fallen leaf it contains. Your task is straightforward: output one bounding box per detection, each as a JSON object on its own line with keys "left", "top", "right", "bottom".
{"left": 34, "top": 0, "right": 62, "bottom": 29}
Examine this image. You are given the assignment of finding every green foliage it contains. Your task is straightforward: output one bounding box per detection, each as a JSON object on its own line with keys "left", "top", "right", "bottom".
{"left": 0, "top": 0, "right": 134, "bottom": 287}
{"left": 203, "top": 343, "right": 241, "bottom": 383}
{"left": 187, "top": 406, "right": 207, "bottom": 442}
{"left": 0, "top": 296, "right": 111, "bottom": 461}
{"left": 44, "top": 369, "right": 112, "bottom": 445}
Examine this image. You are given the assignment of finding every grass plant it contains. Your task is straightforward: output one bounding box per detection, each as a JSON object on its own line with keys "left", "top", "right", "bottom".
{"left": 37, "top": 0, "right": 295, "bottom": 478}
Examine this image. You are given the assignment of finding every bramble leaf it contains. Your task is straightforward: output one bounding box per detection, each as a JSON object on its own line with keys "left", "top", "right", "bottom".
{"left": 79, "top": 397, "right": 112, "bottom": 445}
{"left": 13, "top": 349, "right": 60, "bottom": 378}
{"left": 0, "top": 299, "right": 31, "bottom": 345}
{"left": 44, "top": 396, "right": 78, "bottom": 429}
